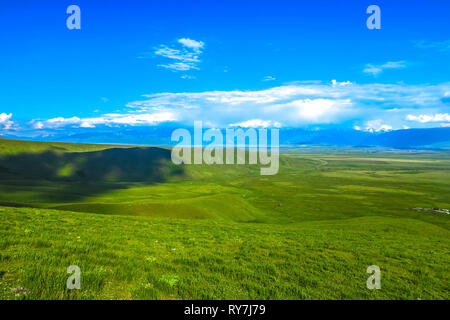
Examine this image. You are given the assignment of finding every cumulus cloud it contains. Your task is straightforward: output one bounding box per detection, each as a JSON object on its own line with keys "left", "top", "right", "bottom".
{"left": 28, "top": 81, "right": 450, "bottom": 131}
{"left": 363, "top": 119, "right": 393, "bottom": 132}
{"left": 0, "top": 113, "right": 15, "bottom": 130}
{"left": 154, "top": 38, "right": 204, "bottom": 73}
{"left": 124, "top": 81, "right": 450, "bottom": 128}
{"left": 363, "top": 61, "right": 407, "bottom": 76}
{"left": 265, "top": 98, "right": 353, "bottom": 123}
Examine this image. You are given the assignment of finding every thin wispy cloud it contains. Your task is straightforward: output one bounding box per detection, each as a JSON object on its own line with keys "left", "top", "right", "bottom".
{"left": 181, "top": 74, "right": 196, "bottom": 80}
{"left": 31, "top": 112, "right": 176, "bottom": 129}
{"left": 229, "top": 119, "right": 282, "bottom": 128}
{"left": 263, "top": 76, "right": 276, "bottom": 81}
{"left": 363, "top": 61, "right": 407, "bottom": 77}
{"left": 154, "top": 38, "right": 205, "bottom": 73}
{"left": 414, "top": 40, "right": 450, "bottom": 52}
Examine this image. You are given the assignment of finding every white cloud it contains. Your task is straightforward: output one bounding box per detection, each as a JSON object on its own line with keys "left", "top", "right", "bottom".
{"left": 263, "top": 76, "right": 276, "bottom": 81}
{"left": 378, "top": 124, "right": 393, "bottom": 131}
{"left": 154, "top": 38, "right": 204, "bottom": 72}
{"left": 364, "top": 119, "right": 393, "bottom": 132}
{"left": 229, "top": 119, "right": 281, "bottom": 128}
{"left": 126, "top": 82, "right": 450, "bottom": 128}
{"left": 332, "top": 80, "right": 352, "bottom": 86}
{"left": 48, "top": 116, "right": 81, "bottom": 124}
{"left": 406, "top": 113, "right": 450, "bottom": 123}
{"left": 33, "top": 112, "right": 176, "bottom": 129}
{"left": 0, "top": 113, "right": 14, "bottom": 129}
{"left": 32, "top": 121, "right": 44, "bottom": 129}
{"left": 382, "top": 61, "right": 407, "bottom": 69}
{"left": 178, "top": 38, "right": 204, "bottom": 51}
{"left": 265, "top": 98, "right": 352, "bottom": 123}
{"left": 159, "top": 62, "right": 198, "bottom": 71}
{"left": 29, "top": 81, "right": 450, "bottom": 131}
{"left": 363, "top": 65, "right": 382, "bottom": 76}
{"left": 363, "top": 61, "right": 407, "bottom": 76}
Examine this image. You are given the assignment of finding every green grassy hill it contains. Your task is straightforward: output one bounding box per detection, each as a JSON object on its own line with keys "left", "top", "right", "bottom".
{"left": 0, "top": 139, "right": 449, "bottom": 299}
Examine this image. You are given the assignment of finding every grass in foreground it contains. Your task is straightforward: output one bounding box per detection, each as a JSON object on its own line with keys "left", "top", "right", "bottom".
{"left": 0, "top": 206, "right": 448, "bottom": 300}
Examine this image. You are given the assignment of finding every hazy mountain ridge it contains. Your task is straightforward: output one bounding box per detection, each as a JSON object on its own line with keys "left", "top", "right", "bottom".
{"left": 2, "top": 126, "right": 450, "bottom": 150}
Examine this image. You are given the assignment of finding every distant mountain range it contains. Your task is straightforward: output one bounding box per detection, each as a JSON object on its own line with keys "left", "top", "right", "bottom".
{"left": 2, "top": 125, "right": 450, "bottom": 150}
{"left": 281, "top": 127, "right": 450, "bottom": 149}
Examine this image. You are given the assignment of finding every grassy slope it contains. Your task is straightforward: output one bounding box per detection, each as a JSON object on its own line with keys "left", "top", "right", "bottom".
{"left": 0, "top": 139, "right": 449, "bottom": 299}
{"left": 0, "top": 138, "right": 125, "bottom": 154}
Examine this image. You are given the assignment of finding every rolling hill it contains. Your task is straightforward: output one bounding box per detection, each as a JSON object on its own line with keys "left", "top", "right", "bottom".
{"left": 0, "top": 138, "right": 449, "bottom": 299}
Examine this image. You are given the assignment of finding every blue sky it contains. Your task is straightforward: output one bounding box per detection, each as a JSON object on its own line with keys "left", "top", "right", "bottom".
{"left": 0, "top": 0, "right": 449, "bottom": 136}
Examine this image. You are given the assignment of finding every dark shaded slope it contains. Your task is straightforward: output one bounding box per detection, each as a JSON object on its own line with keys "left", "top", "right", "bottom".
{"left": 0, "top": 147, "right": 182, "bottom": 183}
{"left": 0, "top": 147, "right": 184, "bottom": 203}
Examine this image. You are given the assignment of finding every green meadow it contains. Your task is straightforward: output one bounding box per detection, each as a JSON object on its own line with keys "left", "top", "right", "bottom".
{"left": 0, "top": 138, "right": 449, "bottom": 299}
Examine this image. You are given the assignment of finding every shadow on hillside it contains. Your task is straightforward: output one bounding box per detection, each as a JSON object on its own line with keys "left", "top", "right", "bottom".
{"left": 0, "top": 147, "right": 184, "bottom": 203}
